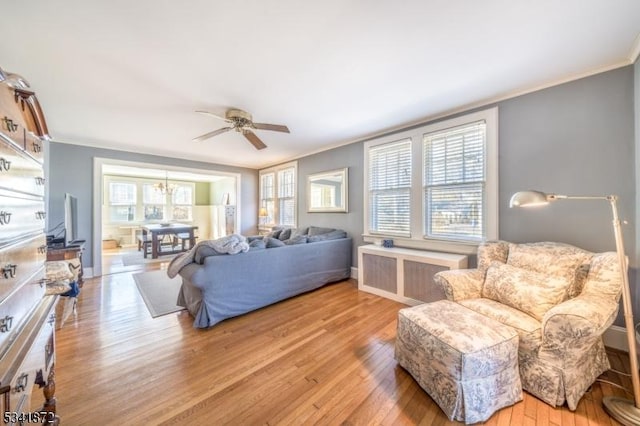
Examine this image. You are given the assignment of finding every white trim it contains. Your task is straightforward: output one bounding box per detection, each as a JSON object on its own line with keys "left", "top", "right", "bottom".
{"left": 350, "top": 266, "right": 358, "bottom": 280}
{"left": 83, "top": 267, "right": 94, "bottom": 279}
{"left": 363, "top": 107, "right": 498, "bottom": 253}
{"left": 357, "top": 244, "right": 467, "bottom": 305}
{"left": 93, "top": 157, "right": 242, "bottom": 277}
{"left": 264, "top": 62, "right": 634, "bottom": 171}
{"left": 258, "top": 160, "right": 298, "bottom": 227}
{"left": 628, "top": 32, "right": 640, "bottom": 63}
{"left": 603, "top": 325, "right": 635, "bottom": 352}
{"left": 362, "top": 234, "right": 479, "bottom": 256}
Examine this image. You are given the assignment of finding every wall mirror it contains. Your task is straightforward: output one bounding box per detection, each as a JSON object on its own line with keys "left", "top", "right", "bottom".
{"left": 307, "top": 167, "right": 348, "bottom": 213}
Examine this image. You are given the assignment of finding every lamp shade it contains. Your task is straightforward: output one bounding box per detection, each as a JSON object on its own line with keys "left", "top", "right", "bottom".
{"left": 258, "top": 207, "right": 268, "bottom": 217}
{"left": 509, "top": 190, "right": 550, "bottom": 208}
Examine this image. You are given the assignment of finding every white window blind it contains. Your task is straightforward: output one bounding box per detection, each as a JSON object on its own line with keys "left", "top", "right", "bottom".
{"left": 143, "top": 183, "right": 166, "bottom": 221}
{"left": 260, "top": 172, "right": 275, "bottom": 224}
{"left": 368, "top": 139, "right": 412, "bottom": 236}
{"left": 108, "top": 182, "right": 136, "bottom": 222}
{"left": 424, "top": 121, "right": 486, "bottom": 240}
{"left": 278, "top": 167, "right": 296, "bottom": 226}
{"left": 172, "top": 185, "right": 193, "bottom": 221}
{"left": 259, "top": 161, "right": 297, "bottom": 228}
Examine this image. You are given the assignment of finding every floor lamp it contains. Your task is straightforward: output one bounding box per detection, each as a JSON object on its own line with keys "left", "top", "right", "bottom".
{"left": 510, "top": 190, "right": 640, "bottom": 426}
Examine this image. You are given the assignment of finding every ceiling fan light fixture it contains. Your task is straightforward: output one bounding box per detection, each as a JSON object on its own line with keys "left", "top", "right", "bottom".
{"left": 192, "top": 108, "right": 289, "bottom": 150}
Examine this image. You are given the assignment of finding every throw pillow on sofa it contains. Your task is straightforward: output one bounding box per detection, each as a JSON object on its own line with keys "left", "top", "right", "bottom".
{"left": 266, "top": 229, "right": 282, "bottom": 239}
{"left": 289, "top": 226, "right": 309, "bottom": 240}
{"left": 249, "top": 239, "right": 267, "bottom": 250}
{"left": 285, "top": 235, "right": 308, "bottom": 245}
{"left": 506, "top": 243, "right": 591, "bottom": 299}
{"left": 307, "top": 226, "right": 335, "bottom": 237}
{"left": 308, "top": 230, "right": 347, "bottom": 242}
{"left": 265, "top": 237, "right": 286, "bottom": 248}
{"left": 278, "top": 228, "right": 293, "bottom": 241}
{"left": 482, "top": 262, "right": 573, "bottom": 321}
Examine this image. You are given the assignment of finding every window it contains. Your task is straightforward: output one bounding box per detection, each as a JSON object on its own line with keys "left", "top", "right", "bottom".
{"left": 259, "top": 161, "right": 297, "bottom": 228}
{"left": 104, "top": 176, "right": 195, "bottom": 224}
{"left": 278, "top": 167, "right": 296, "bottom": 226}
{"left": 109, "top": 182, "right": 136, "bottom": 222}
{"left": 260, "top": 173, "right": 275, "bottom": 224}
{"left": 368, "top": 139, "right": 412, "bottom": 236}
{"left": 364, "top": 108, "right": 498, "bottom": 253}
{"left": 143, "top": 183, "right": 166, "bottom": 221}
{"left": 424, "top": 121, "right": 485, "bottom": 241}
{"left": 172, "top": 185, "right": 193, "bottom": 221}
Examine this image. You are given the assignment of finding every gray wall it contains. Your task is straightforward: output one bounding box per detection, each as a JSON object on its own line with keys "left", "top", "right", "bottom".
{"left": 47, "top": 142, "right": 258, "bottom": 268}
{"left": 296, "top": 142, "right": 364, "bottom": 267}
{"left": 295, "top": 65, "right": 637, "bottom": 320}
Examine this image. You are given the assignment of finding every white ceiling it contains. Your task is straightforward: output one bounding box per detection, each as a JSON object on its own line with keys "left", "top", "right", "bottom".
{"left": 1, "top": 1, "right": 638, "bottom": 169}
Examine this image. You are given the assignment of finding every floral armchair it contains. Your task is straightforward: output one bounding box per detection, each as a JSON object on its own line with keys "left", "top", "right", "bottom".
{"left": 434, "top": 240, "right": 622, "bottom": 410}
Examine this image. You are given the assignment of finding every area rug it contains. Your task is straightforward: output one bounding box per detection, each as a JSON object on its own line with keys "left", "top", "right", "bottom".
{"left": 133, "top": 269, "right": 185, "bottom": 318}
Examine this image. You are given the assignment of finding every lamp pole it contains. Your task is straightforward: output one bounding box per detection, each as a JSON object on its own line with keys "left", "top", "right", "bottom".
{"left": 510, "top": 191, "right": 640, "bottom": 425}
{"left": 602, "top": 195, "right": 640, "bottom": 425}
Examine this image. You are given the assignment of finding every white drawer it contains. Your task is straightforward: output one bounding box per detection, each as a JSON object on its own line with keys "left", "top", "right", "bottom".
{"left": 0, "top": 191, "right": 45, "bottom": 245}
{"left": 0, "top": 234, "right": 46, "bottom": 304}
{"left": 0, "top": 138, "right": 44, "bottom": 197}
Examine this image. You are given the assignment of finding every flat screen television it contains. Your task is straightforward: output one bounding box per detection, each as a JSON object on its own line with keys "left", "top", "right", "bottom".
{"left": 64, "top": 193, "right": 79, "bottom": 246}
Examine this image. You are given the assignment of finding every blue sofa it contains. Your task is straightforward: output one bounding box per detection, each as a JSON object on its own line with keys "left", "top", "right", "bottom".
{"left": 177, "top": 227, "right": 352, "bottom": 328}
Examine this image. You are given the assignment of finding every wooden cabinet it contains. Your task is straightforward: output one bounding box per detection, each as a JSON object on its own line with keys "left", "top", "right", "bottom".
{"left": 0, "top": 67, "right": 59, "bottom": 424}
{"left": 358, "top": 244, "right": 468, "bottom": 306}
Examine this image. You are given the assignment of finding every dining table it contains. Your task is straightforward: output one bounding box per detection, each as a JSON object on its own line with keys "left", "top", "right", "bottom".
{"left": 141, "top": 223, "right": 198, "bottom": 259}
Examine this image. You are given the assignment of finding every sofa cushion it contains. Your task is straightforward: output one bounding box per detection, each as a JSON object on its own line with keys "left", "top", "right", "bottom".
{"left": 458, "top": 298, "right": 542, "bottom": 353}
{"left": 290, "top": 227, "right": 309, "bottom": 240}
{"left": 266, "top": 229, "right": 282, "bottom": 239}
{"left": 265, "top": 237, "right": 286, "bottom": 248}
{"left": 278, "top": 228, "right": 293, "bottom": 241}
{"left": 285, "top": 235, "right": 308, "bottom": 245}
{"left": 249, "top": 239, "right": 266, "bottom": 249}
{"left": 482, "top": 262, "right": 572, "bottom": 321}
{"left": 477, "top": 240, "right": 509, "bottom": 271}
{"left": 507, "top": 242, "right": 591, "bottom": 299}
{"left": 308, "top": 230, "right": 347, "bottom": 242}
{"left": 308, "top": 226, "right": 335, "bottom": 237}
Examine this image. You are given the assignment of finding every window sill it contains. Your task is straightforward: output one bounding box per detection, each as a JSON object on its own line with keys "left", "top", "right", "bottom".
{"left": 362, "top": 234, "right": 480, "bottom": 256}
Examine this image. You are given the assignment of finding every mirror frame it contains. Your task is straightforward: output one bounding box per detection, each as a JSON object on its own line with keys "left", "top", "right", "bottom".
{"left": 307, "top": 167, "right": 348, "bottom": 213}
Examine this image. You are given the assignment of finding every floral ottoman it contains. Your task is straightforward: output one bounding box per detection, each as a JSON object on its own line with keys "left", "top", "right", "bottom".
{"left": 395, "top": 300, "right": 522, "bottom": 424}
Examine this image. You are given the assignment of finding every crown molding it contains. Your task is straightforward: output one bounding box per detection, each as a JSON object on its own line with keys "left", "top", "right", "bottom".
{"left": 265, "top": 58, "right": 635, "bottom": 170}
{"left": 628, "top": 32, "right": 640, "bottom": 64}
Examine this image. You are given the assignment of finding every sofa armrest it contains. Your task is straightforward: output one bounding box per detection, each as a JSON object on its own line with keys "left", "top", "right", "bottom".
{"left": 434, "top": 269, "right": 484, "bottom": 301}
{"left": 540, "top": 295, "right": 619, "bottom": 357}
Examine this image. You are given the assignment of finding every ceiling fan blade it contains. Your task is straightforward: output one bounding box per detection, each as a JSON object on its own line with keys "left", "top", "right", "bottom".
{"left": 252, "top": 123, "right": 290, "bottom": 133}
{"left": 195, "top": 110, "right": 229, "bottom": 122}
{"left": 243, "top": 130, "right": 267, "bottom": 150}
{"left": 192, "top": 127, "right": 232, "bottom": 142}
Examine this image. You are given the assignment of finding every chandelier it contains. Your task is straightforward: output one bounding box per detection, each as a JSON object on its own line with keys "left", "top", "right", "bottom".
{"left": 154, "top": 171, "right": 178, "bottom": 195}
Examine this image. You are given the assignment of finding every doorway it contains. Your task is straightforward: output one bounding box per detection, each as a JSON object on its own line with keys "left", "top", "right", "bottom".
{"left": 93, "top": 158, "right": 241, "bottom": 276}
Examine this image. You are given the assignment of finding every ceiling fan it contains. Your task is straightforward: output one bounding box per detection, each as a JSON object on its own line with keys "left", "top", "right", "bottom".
{"left": 193, "top": 108, "right": 289, "bottom": 150}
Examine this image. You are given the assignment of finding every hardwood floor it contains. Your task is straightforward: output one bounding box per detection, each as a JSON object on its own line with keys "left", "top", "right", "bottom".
{"left": 55, "top": 265, "right": 631, "bottom": 425}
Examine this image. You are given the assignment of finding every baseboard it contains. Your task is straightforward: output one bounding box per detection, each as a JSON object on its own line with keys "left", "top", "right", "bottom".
{"left": 350, "top": 266, "right": 358, "bottom": 280}
{"left": 83, "top": 267, "right": 94, "bottom": 279}
{"left": 603, "top": 325, "right": 636, "bottom": 352}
